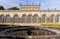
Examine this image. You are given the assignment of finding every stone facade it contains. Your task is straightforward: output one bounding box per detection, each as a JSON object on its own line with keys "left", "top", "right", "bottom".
{"left": 0, "top": 4, "right": 60, "bottom": 26}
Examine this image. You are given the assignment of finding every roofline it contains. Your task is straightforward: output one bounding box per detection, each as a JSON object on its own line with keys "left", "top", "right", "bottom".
{"left": 0, "top": 10, "right": 60, "bottom": 12}
{"left": 40, "top": 10, "right": 60, "bottom": 12}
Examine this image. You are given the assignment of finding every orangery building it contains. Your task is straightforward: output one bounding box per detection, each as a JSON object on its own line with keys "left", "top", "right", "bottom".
{"left": 0, "top": 4, "right": 60, "bottom": 26}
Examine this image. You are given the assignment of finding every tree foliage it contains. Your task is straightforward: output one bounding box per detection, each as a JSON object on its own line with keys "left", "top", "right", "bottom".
{"left": 0, "top": 6, "right": 5, "bottom": 10}
{"left": 8, "top": 7, "right": 19, "bottom": 10}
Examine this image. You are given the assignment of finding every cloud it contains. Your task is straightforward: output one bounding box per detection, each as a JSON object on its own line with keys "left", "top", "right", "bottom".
{"left": 41, "top": 0, "right": 60, "bottom": 10}
{"left": 0, "top": 0, "right": 20, "bottom": 9}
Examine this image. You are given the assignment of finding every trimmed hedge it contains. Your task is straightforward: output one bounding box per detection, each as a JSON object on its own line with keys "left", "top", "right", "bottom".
{"left": 41, "top": 23, "right": 60, "bottom": 26}
{"left": 0, "top": 24, "right": 20, "bottom": 27}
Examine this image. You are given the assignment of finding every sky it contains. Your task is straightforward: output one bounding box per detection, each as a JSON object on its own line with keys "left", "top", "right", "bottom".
{"left": 0, "top": 0, "right": 60, "bottom": 10}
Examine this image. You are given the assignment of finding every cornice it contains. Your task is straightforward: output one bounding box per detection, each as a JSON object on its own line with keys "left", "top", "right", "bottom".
{"left": 0, "top": 10, "right": 40, "bottom": 12}
{"left": 40, "top": 10, "right": 60, "bottom": 12}
{"left": 0, "top": 10, "right": 60, "bottom": 12}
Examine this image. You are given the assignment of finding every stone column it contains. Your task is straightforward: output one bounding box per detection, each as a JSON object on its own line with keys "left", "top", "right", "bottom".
{"left": 38, "top": 17, "right": 41, "bottom": 23}
{"left": 18, "top": 17, "right": 20, "bottom": 23}
{"left": 10, "top": 17, "right": 13, "bottom": 23}
{"left": 3, "top": 16, "right": 5, "bottom": 23}
{"left": 47, "top": 17, "right": 50, "bottom": 23}
{"left": 20, "top": 17, "right": 22, "bottom": 23}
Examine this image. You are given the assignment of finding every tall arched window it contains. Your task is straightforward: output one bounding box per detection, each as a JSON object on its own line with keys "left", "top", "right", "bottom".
{"left": 33, "top": 14, "right": 38, "bottom": 23}
{"left": 5, "top": 15, "right": 10, "bottom": 23}
{"left": 56, "top": 15, "right": 60, "bottom": 23}
{"left": 21, "top": 14, "right": 26, "bottom": 23}
{"left": 13, "top": 15, "right": 19, "bottom": 23}
{"left": 42, "top": 15, "right": 47, "bottom": 23}
{"left": 0, "top": 15, "right": 4, "bottom": 23}
{"left": 28, "top": 15, "right": 32, "bottom": 23}
{"left": 50, "top": 15, "right": 55, "bottom": 23}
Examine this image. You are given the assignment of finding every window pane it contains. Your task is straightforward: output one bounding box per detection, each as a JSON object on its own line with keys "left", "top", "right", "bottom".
{"left": 42, "top": 15, "right": 46, "bottom": 23}
{"left": 50, "top": 15, "right": 55, "bottom": 23}
{"left": 33, "top": 15, "right": 38, "bottom": 23}
{"left": 28, "top": 15, "right": 32, "bottom": 23}
{"left": 0, "top": 15, "right": 4, "bottom": 23}
{"left": 21, "top": 15, "right": 26, "bottom": 23}
{"left": 5, "top": 15, "right": 10, "bottom": 23}
{"left": 13, "top": 15, "right": 18, "bottom": 23}
{"left": 56, "top": 16, "right": 60, "bottom": 23}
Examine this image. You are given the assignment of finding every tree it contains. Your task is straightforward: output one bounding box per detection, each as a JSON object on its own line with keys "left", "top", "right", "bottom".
{"left": 0, "top": 6, "right": 5, "bottom": 10}
{"left": 8, "top": 7, "right": 19, "bottom": 10}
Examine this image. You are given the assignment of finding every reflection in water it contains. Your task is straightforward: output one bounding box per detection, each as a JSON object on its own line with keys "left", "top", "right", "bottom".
{"left": 0, "top": 26, "right": 59, "bottom": 39}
